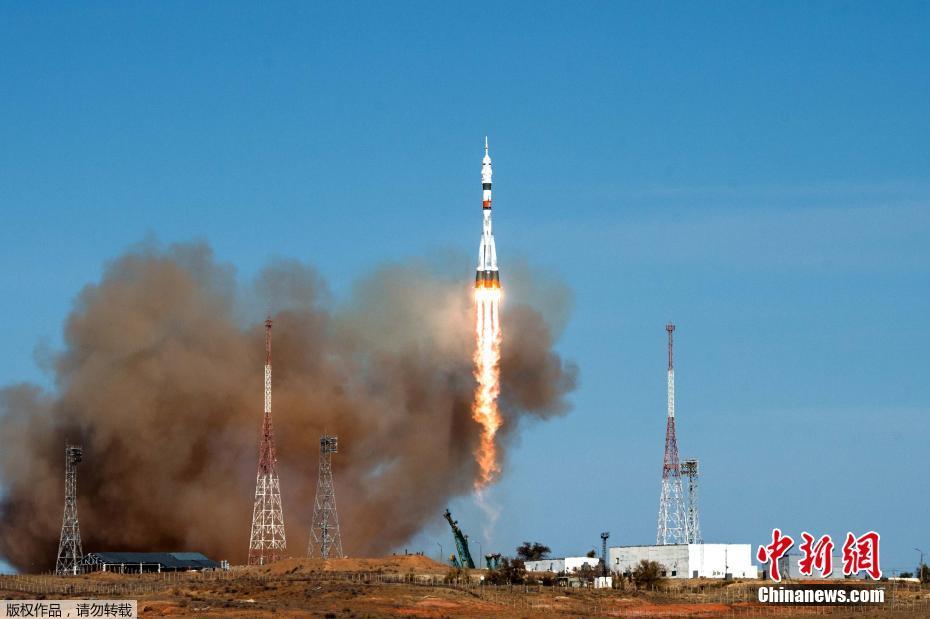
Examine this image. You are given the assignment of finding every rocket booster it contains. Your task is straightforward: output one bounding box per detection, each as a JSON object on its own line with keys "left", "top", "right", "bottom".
{"left": 476, "top": 137, "right": 500, "bottom": 288}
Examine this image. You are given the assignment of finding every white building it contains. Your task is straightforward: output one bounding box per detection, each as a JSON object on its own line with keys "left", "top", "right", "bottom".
{"left": 608, "top": 544, "right": 758, "bottom": 579}
{"left": 772, "top": 555, "right": 848, "bottom": 580}
{"left": 524, "top": 556, "right": 600, "bottom": 573}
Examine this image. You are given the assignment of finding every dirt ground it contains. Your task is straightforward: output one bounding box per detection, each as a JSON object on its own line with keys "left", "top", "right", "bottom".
{"left": 250, "top": 555, "right": 452, "bottom": 577}
{"left": 1, "top": 557, "right": 927, "bottom": 618}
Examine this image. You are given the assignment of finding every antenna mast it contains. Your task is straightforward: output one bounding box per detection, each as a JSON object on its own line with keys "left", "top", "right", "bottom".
{"left": 55, "top": 444, "right": 84, "bottom": 575}
{"left": 681, "top": 459, "right": 702, "bottom": 543}
{"left": 248, "top": 318, "right": 287, "bottom": 564}
{"left": 308, "top": 435, "right": 344, "bottom": 558}
{"left": 657, "top": 323, "right": 689, "bottom": 545}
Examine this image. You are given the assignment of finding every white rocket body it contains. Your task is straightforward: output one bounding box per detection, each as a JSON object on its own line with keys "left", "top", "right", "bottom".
{"left": 476, "top": 137, "right": 500, "bottom": 288}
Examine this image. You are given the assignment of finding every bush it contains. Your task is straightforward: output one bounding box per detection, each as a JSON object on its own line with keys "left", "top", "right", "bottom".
{"left": 444, "top": 567, "right": 467, "bottom": 584}
{"left": 576, "top": 563, "right": 598, "bottom": 582}
{"left": 632, "top": 559, "right": 663, "bottom": 590}
{"left": 486, "top": 558, "right": 526, "bottom": 585}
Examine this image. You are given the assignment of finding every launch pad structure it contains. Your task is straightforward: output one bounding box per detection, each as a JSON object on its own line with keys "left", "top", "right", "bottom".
{"left": 443, "top": 508, "right": 476, "bottom": 569}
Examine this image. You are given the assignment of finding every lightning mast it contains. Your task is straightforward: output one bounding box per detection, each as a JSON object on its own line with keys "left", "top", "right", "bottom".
{"left": 307, "top": 435, "right": 343, "bottom": 559}
{"left": 55, "top": 444, "right": 84, "bottom": 575}
{"left": 681, "top": 459, "right": 702, "bottom": 543}
{"left": 657, "top": 323, "right": 689, "bottom": 545}
{"left": 600, "top": 531, "right": 610, "bottom": 576}
{"left": 248, "top": 319, "right": 287, "bottom": 565}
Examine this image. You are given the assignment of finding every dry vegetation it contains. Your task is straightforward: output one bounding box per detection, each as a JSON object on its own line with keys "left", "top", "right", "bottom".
{"left": 1, "top": 557, "right": 928, "bottom": 617}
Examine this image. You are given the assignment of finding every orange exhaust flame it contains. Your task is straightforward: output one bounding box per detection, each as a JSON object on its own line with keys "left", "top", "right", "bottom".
{"left": 472, "top": 284, "right": 502, "bottom": 489}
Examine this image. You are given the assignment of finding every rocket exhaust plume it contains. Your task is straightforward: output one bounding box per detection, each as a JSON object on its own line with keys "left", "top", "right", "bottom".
{"left": 473, "top": 287, "right": 502, "bottom": 488}
{"left": 0, "top": 240, "right": 576, "bottom": 571}
{"left": 472, "top": 137, "right": 503, "bottom": 489}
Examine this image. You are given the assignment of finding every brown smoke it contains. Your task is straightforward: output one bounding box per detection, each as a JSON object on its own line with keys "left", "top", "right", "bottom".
{"left": 0, "top": 242, "right": 576, "bottom": 571}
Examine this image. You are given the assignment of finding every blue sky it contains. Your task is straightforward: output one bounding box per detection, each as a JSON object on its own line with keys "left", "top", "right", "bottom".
{"left": 1, "top": 2, "right": 928, "bottom": 573}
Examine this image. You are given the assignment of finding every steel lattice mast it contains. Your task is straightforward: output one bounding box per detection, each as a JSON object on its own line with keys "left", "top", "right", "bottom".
{"left": 657, "top": 323, "right": 689, "bottom": 545}
{"left": 307, "top": 436, "right": 343, "bottom": 559}
{"left": 681, "top": 459, "right": 702, "bottom": 543}
{"left": 55, "top": 444, "right": 84, "bottom": 575}
{"left": 248, "top": 319, "right": 287, "bottom": 565}
{"left": 600, "top": 532, "right": 610, "bottom": 576}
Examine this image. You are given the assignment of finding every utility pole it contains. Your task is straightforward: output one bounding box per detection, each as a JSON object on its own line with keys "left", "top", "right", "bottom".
{"left": 248, "top": 319, "right": 287, "bottom": 565}
{"left": 56, "top": 444, "right": 84, "bottom": 575}
{"left": 308, "top": 435, "right": 343, "bottom": 558}
{"left": 657, "top": 323, "right": 689, "bottom": 545}
{"left": 916, "top": 548, "right": 925, "bottom": 582}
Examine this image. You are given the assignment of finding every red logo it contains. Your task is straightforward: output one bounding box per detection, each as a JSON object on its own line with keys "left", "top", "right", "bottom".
{"left": 759, "top": 529, "right": 882, "bottom": 581}
{"left": 798, "top": 532, "right": 834, "bottom": 577}
{"left": 842, "top": 531, "right": 882, "bottom": 580}
{"left": 757, "top": 528, "right": 794, "bottom": 582}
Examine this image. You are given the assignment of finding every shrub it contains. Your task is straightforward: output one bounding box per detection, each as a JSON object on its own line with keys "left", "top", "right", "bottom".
{"left": 486, "top": 558, "right": 526, "bottom": 585}
{"left": 632, "top": 559, "right": 663, "bottom": 590}
{"left": 444, "top": 567, "right": 467, "bottom": 584}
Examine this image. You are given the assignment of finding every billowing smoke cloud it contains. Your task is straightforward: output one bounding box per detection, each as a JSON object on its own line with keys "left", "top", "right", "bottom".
{"left": 0, "top": 242, "right": 577, "bottom": 571}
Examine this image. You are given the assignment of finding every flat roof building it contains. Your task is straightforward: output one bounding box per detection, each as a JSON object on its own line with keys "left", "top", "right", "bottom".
{"left": 770, "top": 554, "right": 849, "bottom": 580}
{"left": 608, "top": 544, "right": 758, "bottom": 579}
{"left": 84, "top": 552, "right": 220, "bottom": 573}
{"left": 524, "top": 556, "right": 600, "bottom": 573}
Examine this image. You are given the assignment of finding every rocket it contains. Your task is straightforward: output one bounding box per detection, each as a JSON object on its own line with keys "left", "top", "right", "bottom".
{"left": 476, "top": 137, "right": 500, "bottom": 288}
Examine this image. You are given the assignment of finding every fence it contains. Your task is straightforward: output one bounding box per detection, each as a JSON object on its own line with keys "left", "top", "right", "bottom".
{"left": 1, "top": 572, "right": 928, "bottom": 616}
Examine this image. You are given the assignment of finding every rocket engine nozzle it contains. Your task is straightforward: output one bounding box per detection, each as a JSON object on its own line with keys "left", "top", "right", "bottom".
{"left": 474, "top": 270, "right": 501, "bottom": 289}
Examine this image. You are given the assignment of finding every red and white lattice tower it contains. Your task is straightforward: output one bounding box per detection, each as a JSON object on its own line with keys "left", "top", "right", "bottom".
{"left": 656, "top": 323, "right": 689, "bottom": 545}
{"left": 248, "top": 319, "right": 287, "bottom": 565}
